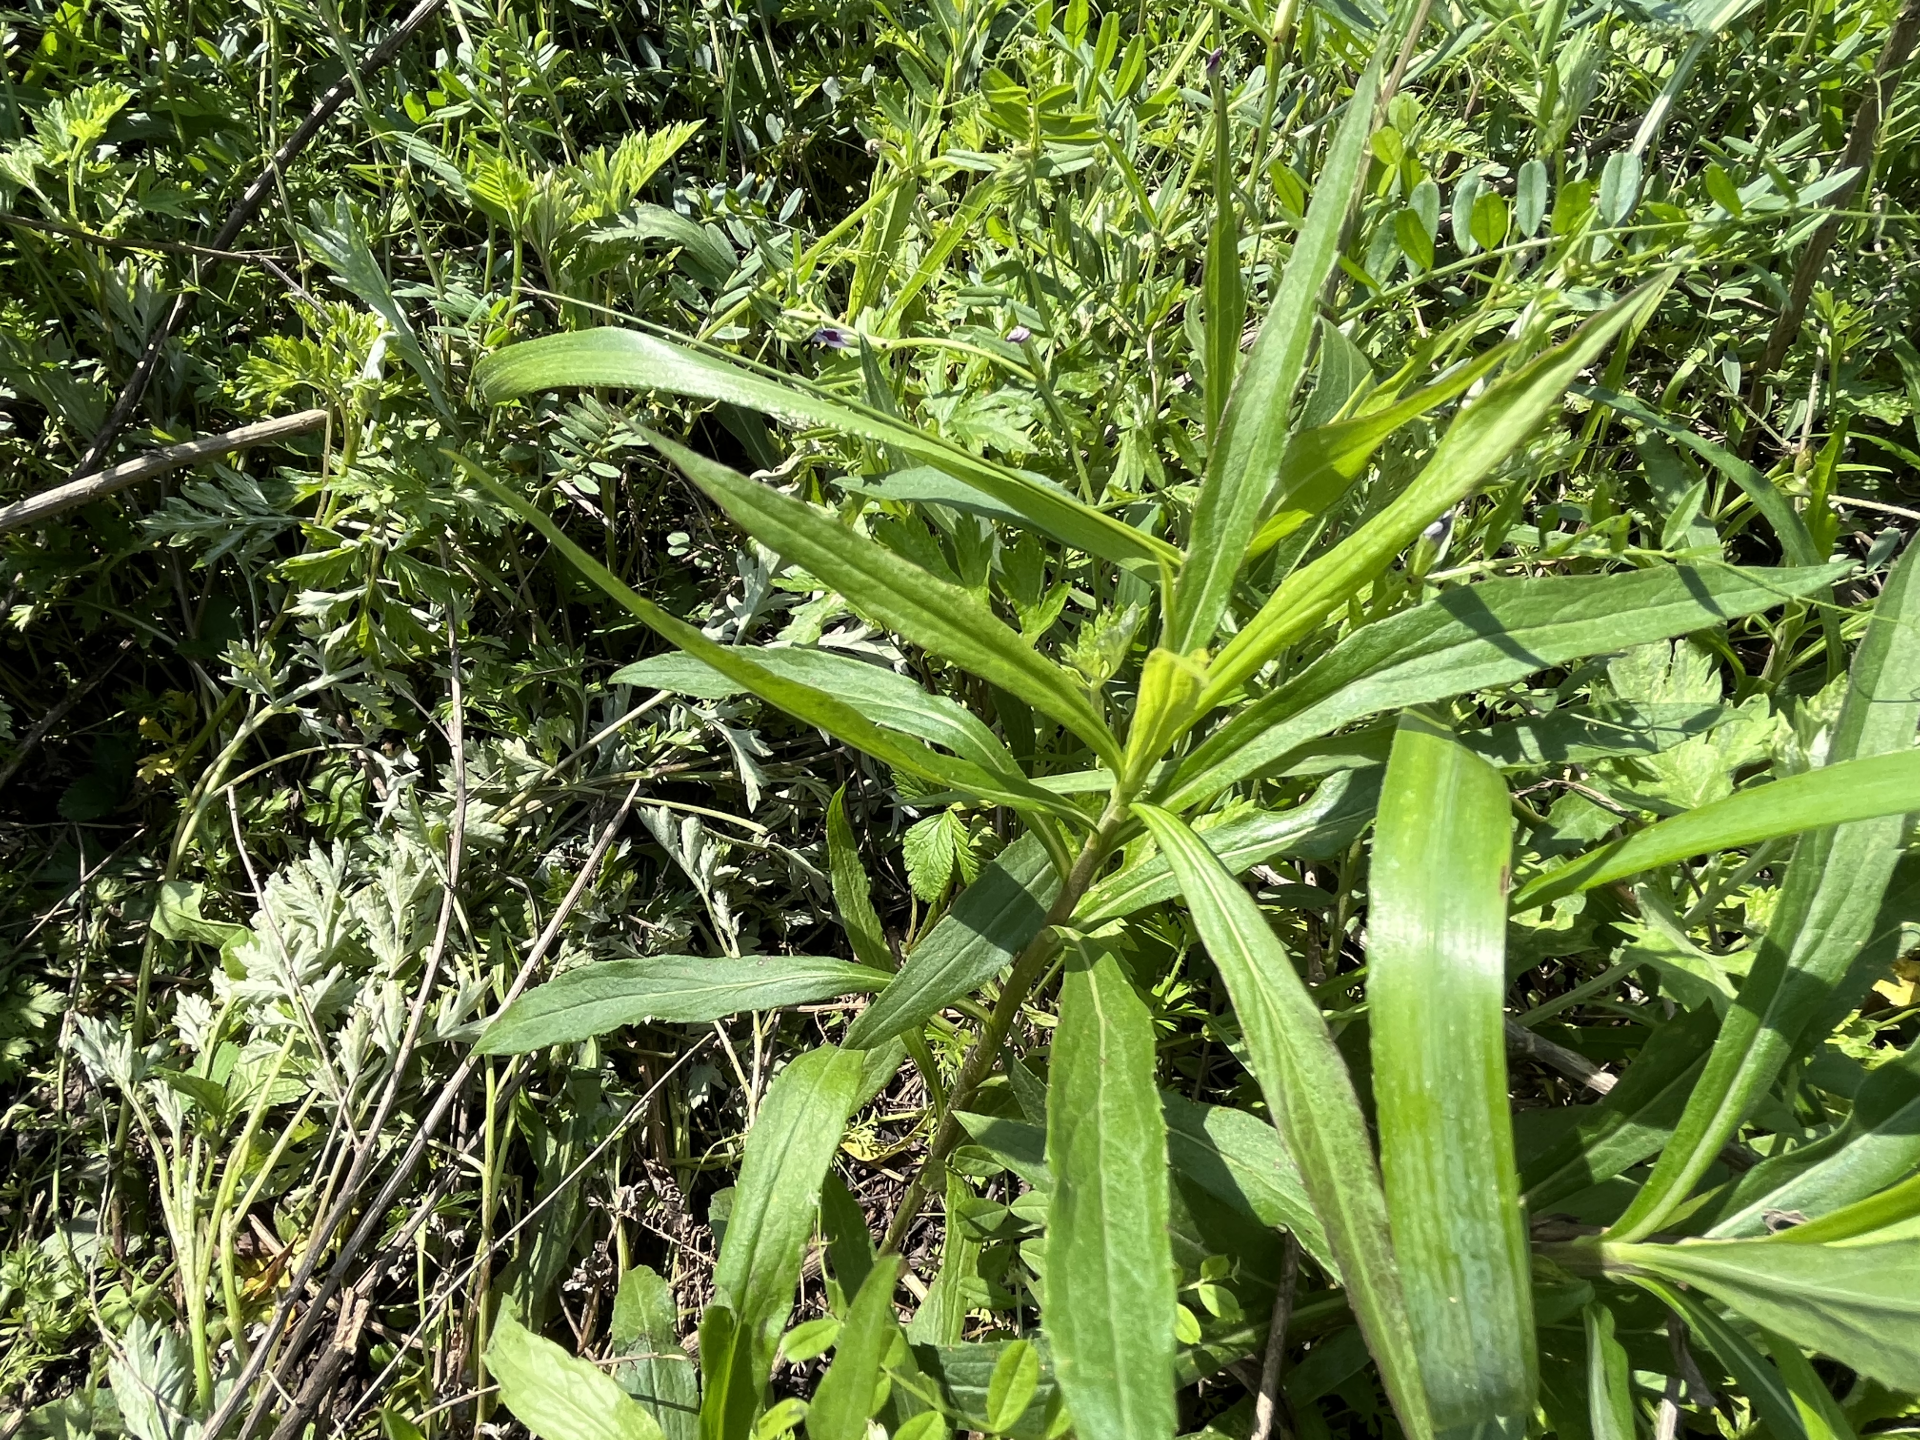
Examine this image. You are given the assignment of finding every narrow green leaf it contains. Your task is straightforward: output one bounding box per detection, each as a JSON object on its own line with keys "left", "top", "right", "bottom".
{"left": 1765, "top": 1332, "right": 1862, "bottom": 1440}
{"left": 1629, "top": 1277, "right": 1809, "bottom": 1440}
{"left": 1169, "top": 34, "right": 1388, "bottom": 653}
{"left": 1133, "top": 804, "right": 1433, "bottom": 1440}
{"left": 458, "top": 459, "right": 1078, "bottom": 822}
{"left": 1761, "top": 1171, "right": 1920, "bottom": 1245}
{"left": 1605, "top": 1238, "right": 1920, "bottom": 1392}
{"left": 612, "top": 1267, "right": 700, "bottom": 1440}
{"left": 644, "top": 430, "right": 1121, "bottom": 769}
{"left": 1201, "top": 292, "right": 1652, "bottom": 707}
{"left": 1370, "top": 715, "right": 1534, "bottom": 1438}
{"left": 820, "top": 1172, "right": 877, "bottom": 1300}
{"left": 472, "top": 328, "right": 1179, "bottom": 573}
{"left": 1076, "top": 769, "right": 1379, "bottom": 925}
{"left": 844, "top": 833, "right": 1061, "bottom": 1050}
{"left": 1467, "top": 702, "right": 1737, "bottom": 769}
{"left": 1045, "top": 941, "right": 1177, "bottom": 1440}
{"left": 907, "top": 1173, "right": 985, "bottom": 1344}
{"left": 615, "top": 649, "right": 1021, "bottom": 780}
{"left": 712, "top": 1047, "right": 868, "bottom": 1387}
{"left": 829, "top": 789, "right": 894, "bottom": 973}
{"left": 1581, "top": 1304, "right": 1633, "bottom": 1440}
{"left": 476, "top": 956, "right": 891, "bottom": 1054}
{"left": 1171, "top": 561, "right": 1847, "bottom": 809}
{"left": 489, "top": 1310, "right": 666, "bottom": 1440}
{"left": 1607, "top": 540, "right": 1920, "bottom": 1239}
{"left": 808, "top": 1256, "right": 906, "bottom": 1440}
{"left": 1202, "top": 66, "right": 1246, "bottom": 444}
{"left": 1248, "top": 345, "right": 1513, "bottom": 557}
{"left": 1704, "top": 1044, "right": 1920, "bottom": 1237}
{"left": 1512, "top": 749, "right": 1920, "bottom": 913}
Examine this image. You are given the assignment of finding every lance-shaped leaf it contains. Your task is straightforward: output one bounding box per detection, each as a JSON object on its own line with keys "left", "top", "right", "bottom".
{"left": 644, "top": 431, "right": 1121, "bottom": 769}
{"left": 1603, "top": 1237, "right": 1920, "bottom": 1392}
{"left": 808, "top": 1255, "right": 907, "bottom": 1440}
{"left": 1161, "top": 1091, "right": 1332, "bottom": 1268}
{"left": 1602, "top": 541, "right": 1920, "bottom": 1241}
{"left": 1582, "top": 1304, "right": 1634, "bottom": 1440}
{"left": 1045, "top": 941, "right": 1177, "bottom": 1440}
{"left": 828, "top": 788, "right": 894, "bottom": 972}
{"left": 1704, "top": 1043, "right": 1920, "bottom": 1237}
{"left": 1199, "top": 292, "right": 1652, "bottom": 709}
{"left": 475, "top": 956, "right": 892, "bottom": 1054}
{"left": 472, "top": 327, "right": 1178, "bottom": 573}
{"left": 1078, "top": 768, "right": 1380, "bottom": 925}
{"left": 708, "top": 1046, "right": 867, "bottom": 1398}
{"left": 1512, "top": 749, "right": 1920, "bottom": 912}
{"left": 459, "top": 459, "right": 1079, "bottom": 823}
{"left": 1168, "top": 34, "right": 1387, "bottom": 653}
{"left": 615, "top": 648, "right": 1022, "bottom": 780}
{"left": 1134, "top": 804, "right": 1433, "bottom": 1440}
{"left": 1248, "top": 344, "right": 1514, "bottom": 557}
{"left": 845, "top": 833, "right": 1060, "bottom": 1050}
{"left": 1369, "top": 715, "right": 1534, "bottom": 1438}
{"left": 1169, "top": 561, "right": 1848, "bottom": 809}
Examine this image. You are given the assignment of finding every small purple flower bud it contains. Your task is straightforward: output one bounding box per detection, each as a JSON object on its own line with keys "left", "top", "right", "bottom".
{"left": 1205, "top": 47, "right": 1224, "bottom": 76}
{"left": 1007, "top": 325, "right": 1032, "bottom": 344}
{"left": 810, "top": 326, "right": 851, "bottom": 350}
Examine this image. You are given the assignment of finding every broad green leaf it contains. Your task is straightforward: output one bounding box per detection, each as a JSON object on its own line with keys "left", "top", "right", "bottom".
{"left": 489, "top": 1310, "right": 666, "bottom": 1440}
{"left": 711, "top": 1046, "right": 867, "bottom": 1388}
{"left": 987, "top": 1341, "right": 1043, "bottom": 1435}
{"left": 1171, "top": 561, "right": 1847, "bottom": 808}
{"left": 1160, "top": 1092, "right": 1332, "bottom": 1268}
{"left": 1630, "top": 1277, "right": 1808, "bottom": 1440}
{"left": 1045, "top": 941, "right": 1177, "bottom": 1440}
{"left": 1133, "top": 804, "right": 1433, "bottom": 1440}
{"left": 698, "top": 1305, "right": 756, "bottom": 1440}
{"left": 1369, "top": 716, "right": 1534, "bottom": 1438}
{"left": 459, "top": 460, "right": 1078, "bottom": 822}
{"left": 612, "top": 1267, "right": 700, "bottom": 1440}
{"left": 476, "top": 956, "right": 891, "bottom": 1054}
{"left": 1704, "top": 1043, "right": 1920, "bottom": 1237}
{"left": 907, "top": 1340, "right": 1059, "bottom": 1440}
{"left": 955, "top": 1111, "right": 1051, "bottom": 1186}
{"left": 844, "top": 833, "right": 1061, "bottom": 1050}
{"left": 1581, "top": 1304, "right": 1633, "bottom": 1440}
{"left": 643, "top": 431, "right": 1121, "bottom": 768}
{"left": 808, "top": 1256, "right": 905, "bottom": 1440}
{"left": 1169, "top": 32, "right": 1387, "bottom": 652}
{"left": 1200, "top": 292, "right": 1652, "bottom": 707}
{"left": 471, "top": 328, "right": 1179, "bottom": 574}
{"left": 614, "top": 649, "right": 1021, "bottom": 780}
{"left": 1603, "top": 1237, "right": 1920, "bottom": 1391}
{"left": 1467, "top": 702, "right": 1737, "bottom": 768}
{"left": 1603, "top": 541, "right": 1920, "bottom": 1239}
{"left": 1248, "top": 345, "right": 1513, "bottom": 557}
{"left": 1076, "top": 768, "right": 1380, "bottom": 925}
{"left": 1511, "top": 749, "right": 1920, "bottom": 912}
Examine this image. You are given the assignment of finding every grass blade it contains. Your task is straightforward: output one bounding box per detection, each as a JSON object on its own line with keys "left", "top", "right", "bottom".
{"left": 472, "top": 327, "right": 1179, "bottom": 574}
{"left": 1369, "top": 715, "right": 1534, "bottom": 1438}
{"left": 1134, "top": 804, "right": 1434, "bottom": 1440}
{"left": 1045, "top": 940, "right": 1177, "bottom": 1440}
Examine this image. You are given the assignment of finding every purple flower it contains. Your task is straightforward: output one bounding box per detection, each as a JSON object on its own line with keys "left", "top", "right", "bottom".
{"left": 810, "top": 326, "right": 851, "bottom": 349}
{"left": 1205, "top": 48, "right": 1224, "bottom": 76}
{"left": 1007, "top": 325, "right": 1032, "bottom": 343}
